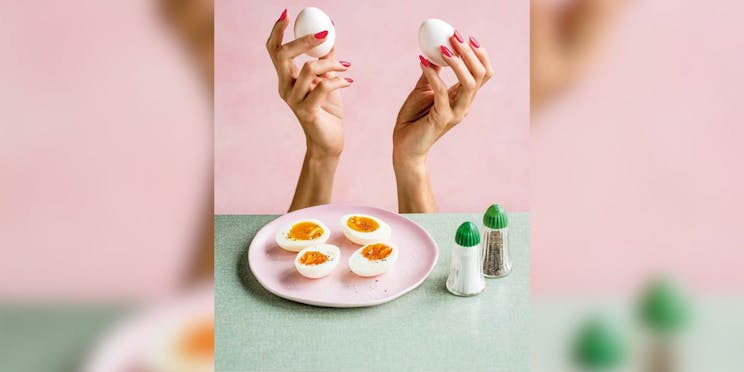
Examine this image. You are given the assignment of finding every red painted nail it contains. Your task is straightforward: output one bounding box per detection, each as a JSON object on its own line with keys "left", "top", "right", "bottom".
{"left": 469, "top": 36, "right": 480, "bottom": 48}
{"left": 454, "top": 30, "right": 463, "bottom": 43}
{"left": 314, "top": 30, "right": 328, "bottom": 39}
{"left": 440, "top": 45, "right": 453, "bottom": 57}
{"left": 340, "top": 60, "right": 351, "bottom": 67}
{"left": 344, "top": 78, "right": 354, "bottom": 83}
{"left": 277, "top": 8, "right": 287, "bottom": 22}
{"left": 419, "top": 54, "right": 430, "bottom": 68}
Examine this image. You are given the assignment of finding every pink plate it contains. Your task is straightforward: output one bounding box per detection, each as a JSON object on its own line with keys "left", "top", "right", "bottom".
{"left": 248, "top": 204, "right": 439, "bottom": 307}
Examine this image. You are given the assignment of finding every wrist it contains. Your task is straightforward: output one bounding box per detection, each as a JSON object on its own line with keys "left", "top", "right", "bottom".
{"left": 393, "top": 151, "right": 427, "bottom": 173}
{"left": 306, "top": 141, "right": 342, "bottom": 163}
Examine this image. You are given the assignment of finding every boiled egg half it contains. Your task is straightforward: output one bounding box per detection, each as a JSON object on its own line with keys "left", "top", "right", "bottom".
{"left": 275, "top": 219, "right": 330, "bottom": 252}
{"left": 294, "top": 244, "right": 340, "bottom": 279}
{"left": 348, "top": 242, "right": 398, "bottom": 277}
{"left": 340, "top": 214, "right": 392, "bottom": 245}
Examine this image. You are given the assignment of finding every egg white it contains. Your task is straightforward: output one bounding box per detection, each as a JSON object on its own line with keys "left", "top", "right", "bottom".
{"left": 348, "top": 242, "right": 399, "bottom": 277}
{"left": 294, "top": 244, "right": 340, "bottom": 279}
{"left": 275, "top": 219, "right": 331, "bottom": 252}
{"left": 340, "top": 214, "right": 392, "bottom": 245}
{"left": 294, "top": 7, "right": 336, "bottom": 58}
{"left": 418, "top": 18, "right": 456, "bottom": 67}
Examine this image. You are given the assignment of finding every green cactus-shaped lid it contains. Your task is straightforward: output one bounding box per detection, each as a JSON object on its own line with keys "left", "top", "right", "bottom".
{"left": 639, "top": 278, "right": 688, "bottom": 334}
{"left": 574, "top": 317, "right": 625, "bottom": 369}
{"left": 483, "top": 204, "right": 508, "bottom": 229}
{"left": 455, "top": 222, "right": 480, "bottom": 247}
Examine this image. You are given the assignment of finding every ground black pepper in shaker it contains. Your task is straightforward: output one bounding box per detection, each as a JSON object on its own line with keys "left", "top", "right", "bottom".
{"left": 482, "top": 204, "right": 510, "bottom": 278}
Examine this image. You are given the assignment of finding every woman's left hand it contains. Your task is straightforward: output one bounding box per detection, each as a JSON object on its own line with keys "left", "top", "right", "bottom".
{"left": 393, "top": 31, "right": 493, "bottom": 165}
{"left": 392, "top": 31, "right": 493, "bottom": 213}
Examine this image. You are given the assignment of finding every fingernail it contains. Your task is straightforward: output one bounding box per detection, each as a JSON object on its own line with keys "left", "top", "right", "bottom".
{"left": 277, "top": 8, "right": 287, "bottom": 22}
{"left": 469, "top": 36, "right": 480, "bottom": 48}
{"left": 344, "top": 77, "right": 354, "bottom": 83}
{"left": 314, "top": 30, "right": 328, "bottom": 39}
{"left": 454, "top": 30, "right": 463, "bottom": 43}
{"left": 339, "top": 60, "right": 351, "bottom": 67}
{"left": 419, "top": 54, "right": 431, "bottom": 68}
{"left": 440, "top": 45, "right": 453, "bottom": 57}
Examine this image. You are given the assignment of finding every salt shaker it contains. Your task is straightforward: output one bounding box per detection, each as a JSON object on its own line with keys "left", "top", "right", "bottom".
{"left": 482, "top": 204, "right": 511, "bottom": 278}
{"left": 446, "top": 222, "right": 485, "bottom": 296}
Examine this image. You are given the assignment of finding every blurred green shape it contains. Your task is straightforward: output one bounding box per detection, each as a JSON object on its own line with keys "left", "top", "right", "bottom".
{"left": 573, "top": 317, "right": 625, "bottom": 369}
{"left": 639, "top": 278, "right": 689, "bottom": 334}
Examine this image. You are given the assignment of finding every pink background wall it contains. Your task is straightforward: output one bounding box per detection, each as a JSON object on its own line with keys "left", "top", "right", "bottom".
{"left": 0, "top": 1, "right": 211, "bottom": 300}
{"left": 531, "top": 1, "right": 744, "bottom": 295}
{"left": 215, "top": 0, "right": 529, "bottom": 214}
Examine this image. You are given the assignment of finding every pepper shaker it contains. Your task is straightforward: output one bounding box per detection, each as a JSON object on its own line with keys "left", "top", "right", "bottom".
{"left": 482, "top": 204, "right": 511, "bottom": 278}
{"left": 446, "top": 222, "right": 485, "bottom": 296}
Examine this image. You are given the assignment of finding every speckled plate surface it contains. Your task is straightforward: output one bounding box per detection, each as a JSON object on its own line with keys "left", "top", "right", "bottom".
{"left": 247, "top": 204, "right": 439, "bottom": 307}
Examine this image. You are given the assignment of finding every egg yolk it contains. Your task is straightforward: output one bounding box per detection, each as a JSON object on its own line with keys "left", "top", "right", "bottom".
{"left": 347, "top": 216, "right": 379, "bottom": 232}
{"left": 288, "top": 222, "right": 324, "bottom": 240}
{"left": 299, "top": 251, "right": 329, "bottom": 265}
{"left": 362, "top": 243, "right": 393, "bottom": 261}
{"left": 177, "top": 318, "right": 214, "bottom": 359}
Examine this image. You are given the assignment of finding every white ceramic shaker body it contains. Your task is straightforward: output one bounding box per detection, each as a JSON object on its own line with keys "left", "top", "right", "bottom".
{"left": 446, "top": 222, "right": 485, "bottom": 296}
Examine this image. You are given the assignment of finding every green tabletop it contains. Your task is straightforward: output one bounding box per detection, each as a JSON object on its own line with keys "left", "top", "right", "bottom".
{"left": 0, "top": 305, "right": 129, "bottom": 372}
{"left": 215, "top": 213, "right": 530, "bottom": 372}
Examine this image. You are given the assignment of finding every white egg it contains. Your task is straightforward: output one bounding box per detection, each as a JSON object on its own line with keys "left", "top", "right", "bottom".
{"left": 275, "top": 219, "right": 330, "bottom": 252}
{"left": 294, "top": 7, "right": 336, "bottom": 58}
{"left": 294, "top": 244, "right": 340, "bottom": 279}
{"left": 340, "top": 214, "right": 392, "bottom": 245}
{"left": 418, "top": 18, "right": 456, "bottom": 67}
{"left": 348, "top": 242, "right": 398, "bottom": 277}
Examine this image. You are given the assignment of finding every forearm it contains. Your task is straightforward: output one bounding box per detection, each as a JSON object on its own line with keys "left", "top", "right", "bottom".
{"left": 288, "top": 146, "right": 340, "bottom": 212}
{"left": 393, "top": 154, "right": 437, "bottom": 213}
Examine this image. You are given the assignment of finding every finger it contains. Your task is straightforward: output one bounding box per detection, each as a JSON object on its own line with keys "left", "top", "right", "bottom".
{"left": 266, "top": 8, "right": 289, "bottom": 61}
{"left": 276, "top": 31, "right": 330, "bottom": 61}
{"left": 266, "top": 9, "right": 293, "bottom": 98}
{"left": 414, "top": 57, "right": 442, "bottom": 89}
{"left": 303, "top": 76, "right": 353, "bottom": 108}
{"left": 439, "top": 44, "right": 477, "bottom": 116}
{"left": 319, "top": 47, "right": 341, "bottom": 79}
{"left": 419, "top": 55, "right": 449, "bottom": 113}
{"left": 468, "top": 36, "right": 494, "bottom": 83}
{"left": 288, "top": 59, "right": 351, "bottom": 104}
{"left": 450, "top": 30, "right": 487, "bottom": 86}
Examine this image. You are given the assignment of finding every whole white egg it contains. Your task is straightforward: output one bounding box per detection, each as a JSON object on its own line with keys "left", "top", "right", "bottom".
{"left": 418, "top": 18, "right": 456, "bottom": 67}
{"left": 294, "top": 7, "right": 336, "bottom": 58}
{"left": 275, "top": 219, "right": 331, "bottom": 252}
{"left": 348, "top": 242, "right": 399, "bottom": 277}
{"left": 294, "top": 244, "right": 340, "bottom": 279}
{"left": 340, "top": 214, "right": 392, "bottom": 245}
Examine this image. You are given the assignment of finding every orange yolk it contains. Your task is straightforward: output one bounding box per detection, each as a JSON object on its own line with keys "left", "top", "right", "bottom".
{"left": 177, "top": 318, "right": 214, "bottom": 359}
{"left": 288, "top": 221, "right": 324, "bottom": 240}
{"left": 347, "top": 216, "right": 379, "bottom": 232}
{"left": 299, "top": 251, "right": 329, "bottom": 265}
{"left": 362, "top": 243, "right": 393, "bottom": 261}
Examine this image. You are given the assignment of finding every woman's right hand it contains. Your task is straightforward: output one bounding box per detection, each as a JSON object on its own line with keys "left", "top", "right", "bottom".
{"left": 266, "top": 9, "right": 353, "bottom": 158}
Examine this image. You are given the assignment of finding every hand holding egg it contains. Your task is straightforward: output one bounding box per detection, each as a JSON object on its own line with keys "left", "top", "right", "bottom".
{"left": 393, "top": 21, "right": 494, "bottom": 163}
{"left": 266, "top": 8, "right": 352, "bottom": 158}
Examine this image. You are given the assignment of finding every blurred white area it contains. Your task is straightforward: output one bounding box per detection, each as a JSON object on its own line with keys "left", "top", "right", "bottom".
{"left": 83, "top": 284, "right": 213, "bottom": 372}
